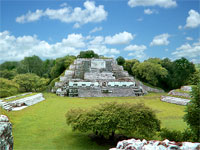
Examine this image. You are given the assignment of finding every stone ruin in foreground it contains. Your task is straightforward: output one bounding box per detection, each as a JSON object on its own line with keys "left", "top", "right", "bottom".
{"left": 110, "top": 138, "right": 200, "bottom": 150}
{"left": 53, "top": 58, "right": 151, "bottom": 97}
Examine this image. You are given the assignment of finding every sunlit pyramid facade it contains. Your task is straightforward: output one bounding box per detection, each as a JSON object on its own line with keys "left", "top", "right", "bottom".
{"left": 53, "top": 58, "right": 146, "bottom": 97}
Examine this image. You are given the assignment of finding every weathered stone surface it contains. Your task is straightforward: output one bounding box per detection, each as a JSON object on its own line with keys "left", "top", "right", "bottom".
{"left": 109, "top": 138, "right": 200, "bottom": 150}
{"left": 0, "top": 115, "right": 13, "bottom": 150}
{"left": 161, "top": 96, "right": 190, "bottom": 105}
{"left": 181, "top": 86, "right": 192, "bottom": 92}
{"left": 168, "top": 90, "right": 191, "bottom": 98}
{"left": 0, "top": 93, "right": 45, "bottom": 111}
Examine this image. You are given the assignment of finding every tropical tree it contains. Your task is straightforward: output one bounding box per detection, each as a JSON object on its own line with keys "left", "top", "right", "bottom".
{"left": 13, "top": 73, "right": 49, "bottom": 92}
{"left": 123, "top": 59, "right": 139, "bottom": 76}
{"left": 17, "top": 55, "right": 45, "bottom": 76}
{"left": 184, "top": 83, "right": 200, "bottom": 142}
{"left": 77, "top": 50, "right": 99, "bottom": 58}
{"left": 132, "top": 61, "right": 168, "bottom": 86}
{"left": 116, "top": 56, "right": 125, "bottom": 66}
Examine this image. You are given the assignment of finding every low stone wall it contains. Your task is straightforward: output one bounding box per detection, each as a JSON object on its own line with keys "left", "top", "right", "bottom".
{"left": 161, "top": 96, "right": 190, "bottom": 106}
{"left": 0, "top": 115, "right": 13, "bottom": 150}
{"left": 168, "top": 90, "right": 190, "bottom": 98}
{"left": 109, "top": 138, "right": 200, "bottom": 150}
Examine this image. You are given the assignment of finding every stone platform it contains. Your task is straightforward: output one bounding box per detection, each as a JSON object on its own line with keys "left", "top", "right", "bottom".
{"left": 0, "top": 93, "right": 45, "bottom": 111}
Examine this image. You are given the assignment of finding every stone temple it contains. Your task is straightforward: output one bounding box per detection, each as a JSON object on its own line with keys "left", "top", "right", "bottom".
{"left": 53, "top": 58, "right": 146, "bottom": 97}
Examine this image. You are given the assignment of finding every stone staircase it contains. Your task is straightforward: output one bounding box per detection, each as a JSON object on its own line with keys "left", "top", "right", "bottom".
{"left": 132, "top": 87, "right": 143, "bottom": 96}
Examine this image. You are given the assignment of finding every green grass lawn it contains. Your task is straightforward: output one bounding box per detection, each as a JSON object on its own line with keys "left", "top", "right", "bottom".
{"left": 0, "top": 93, "right": 188, "bottom": 150}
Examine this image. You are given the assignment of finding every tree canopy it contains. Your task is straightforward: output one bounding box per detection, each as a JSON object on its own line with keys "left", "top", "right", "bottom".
{"left": 77, "top": 50, "right": 99, "bottom": 58}
{"left": 116, "top": 56, "right": 125, "bottom": 66}
{"left": 13, "top": 73, "right": 49, "bottom": 92}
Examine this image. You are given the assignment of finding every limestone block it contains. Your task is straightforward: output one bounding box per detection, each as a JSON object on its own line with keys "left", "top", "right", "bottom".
{"left": 161, "top": 96, "right": 190, "bottom": 105}
{"left": 109, "top": 138, "right": 200, "bottom": 150}
{"left": 0, "top": 115, "right": 13, "bottom": 150}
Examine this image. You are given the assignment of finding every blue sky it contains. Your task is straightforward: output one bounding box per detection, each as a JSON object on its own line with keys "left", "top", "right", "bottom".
{"left": 0, "top": 0, "right": 200, "bottom": 63}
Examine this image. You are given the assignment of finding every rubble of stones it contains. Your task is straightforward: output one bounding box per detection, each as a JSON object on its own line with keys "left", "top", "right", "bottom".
{"left": 109, "top": 138, "right": 200, "bottom": 150}
{"left": 0, "top": 93, "right": 45, "bottom": 111}
{"left": 0, "top": 115, "right": 13, "bottom": 150}
{"left": 54, "top": 58, "right": 163, "bottom": 97}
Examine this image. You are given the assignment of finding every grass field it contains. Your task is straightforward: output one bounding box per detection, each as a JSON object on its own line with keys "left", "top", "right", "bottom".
{"left": 0, "top": 93, "right": 188, "bottom": 150}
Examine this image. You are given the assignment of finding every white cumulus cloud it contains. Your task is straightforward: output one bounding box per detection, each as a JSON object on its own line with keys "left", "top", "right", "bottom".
{"left": 125, "top": 44, "right": 147, "bottom": 61}
{"left": 150, "top": 33, "right": 170, "bottom": 46}
{"left": 105, "top": 31, "right": 135, "bottom": 45}
{"left": 124, "top": 44, "right": 147, "bottom": 51}
{"left": 16, "top": 1, "right": 108, "bottom": 28}
{"left": 185, "top": 9, "right": 200, "bottom": 28}
{"left": 172, "top": 40, "right": 200, "bottom": 61}
{"left": 0, "top": 31, "right": 125, "bottom": 63}
{"left": 128, "top": 0, "right": 177, "bottom": 8}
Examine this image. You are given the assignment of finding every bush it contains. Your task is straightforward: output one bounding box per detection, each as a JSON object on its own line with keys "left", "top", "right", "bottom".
{"left": 66, "top": 102, "right": 160, "bottom": 140}
{"left": 160, "top": 128, "right": 183, "bottom": 142}
{"left": 0, "top": 78, "right": 19, "bottom": 98}
{"left": 160, "top": 128, "right": 194, "bottom": 142}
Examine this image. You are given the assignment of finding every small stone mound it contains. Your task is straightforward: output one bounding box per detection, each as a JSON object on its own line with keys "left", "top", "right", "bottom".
{"left": 109, "top": 138, "right": 200, "bottom": 150}
{"left": 0, "top": 115, "right": 13, "bottom": 150}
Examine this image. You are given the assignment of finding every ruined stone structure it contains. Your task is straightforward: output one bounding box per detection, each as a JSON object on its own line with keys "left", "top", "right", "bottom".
{"left": 0, "top": 115, "right": 13, "bottom": 150}
{"left": 161, "top": 96, "right": 190, "bottom": 106}
{"left": 0, "top": 93, "right": 45, "bottom": 111}
{"left": 110, "top": 138, "right": 200, "bottom": 150}
{"left": 54, "top": 58, "right": 147, "bottom": 97}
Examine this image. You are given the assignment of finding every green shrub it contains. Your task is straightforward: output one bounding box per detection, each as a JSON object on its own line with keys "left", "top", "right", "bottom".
{"left": 0, "top": 78, "right": 19, "bottom": 98}
{"left": 160, "top": 128, "right": 194, "bottom": 142}
{"left": 66, "top": 102, "right": 160, "bottom": 140}
{"left": 160, "top": 128, "right": 183, "bottom": 141}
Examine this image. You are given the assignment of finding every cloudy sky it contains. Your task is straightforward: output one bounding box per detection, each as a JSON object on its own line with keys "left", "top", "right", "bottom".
{"left": 0, "top": 0, "right": 200, "bottom": 63}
